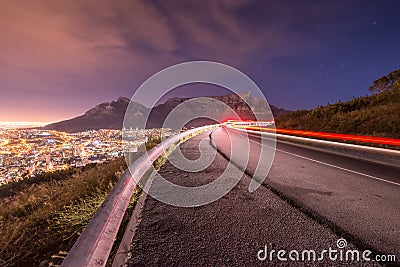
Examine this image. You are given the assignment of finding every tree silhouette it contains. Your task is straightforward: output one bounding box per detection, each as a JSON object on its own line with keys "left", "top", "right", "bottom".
{"left": 387, "top": 69, "right": 400, "bottom": 82}
{"left": 368, "top": 76, "right": 390, "bottom": 93}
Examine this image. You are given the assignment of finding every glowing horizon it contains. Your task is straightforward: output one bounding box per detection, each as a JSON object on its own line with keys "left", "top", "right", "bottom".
{"left": 0, "top": 121, "right": 51, "bottom": 128}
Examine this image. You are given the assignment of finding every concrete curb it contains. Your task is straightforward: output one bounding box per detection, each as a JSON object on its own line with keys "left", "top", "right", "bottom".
{"left": 111, "top": 171, "right": 156, "bottom": 267}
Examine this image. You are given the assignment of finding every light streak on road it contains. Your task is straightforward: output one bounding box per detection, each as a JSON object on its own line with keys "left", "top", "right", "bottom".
{"left": 231, "top": 125, "right": 400, "bottom": 147}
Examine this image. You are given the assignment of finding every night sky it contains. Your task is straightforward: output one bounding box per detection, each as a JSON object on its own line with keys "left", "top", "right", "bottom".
{"left": 1, "top": 0, "right": 399, "bottom": 122}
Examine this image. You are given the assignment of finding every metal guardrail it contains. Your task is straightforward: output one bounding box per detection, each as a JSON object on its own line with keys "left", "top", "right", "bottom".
{"left": 61, "top": 125, "right": 219, "bottom": 267}
{"left": 229, "top": 126, "right": 400, "bottom": 168}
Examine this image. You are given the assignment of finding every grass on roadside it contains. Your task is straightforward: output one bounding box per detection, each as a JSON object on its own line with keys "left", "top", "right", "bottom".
{"left": 0, "top": 158, "right": 126, "bottom": 267}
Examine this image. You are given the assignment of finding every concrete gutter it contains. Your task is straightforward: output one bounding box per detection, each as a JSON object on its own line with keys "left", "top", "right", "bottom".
{"left": 111, "top": 170, "right": 157, "bottom": 267}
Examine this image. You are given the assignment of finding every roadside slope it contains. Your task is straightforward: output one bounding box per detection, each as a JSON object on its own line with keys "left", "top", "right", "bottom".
{"left": 276, "top": 88, "right": 400, "bottom": 138}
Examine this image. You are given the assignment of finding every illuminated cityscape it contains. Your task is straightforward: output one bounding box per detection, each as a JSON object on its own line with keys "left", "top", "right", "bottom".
{"left": 0, "top": 127, "right": 176, "bottom": 184}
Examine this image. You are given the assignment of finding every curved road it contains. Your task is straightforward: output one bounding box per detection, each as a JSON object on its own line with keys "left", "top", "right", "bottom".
{"left": 213, "top": 127, "right": 400, "bottom": 260}
{"left": 125, "top": 129, "right": 399, "bottom": 266}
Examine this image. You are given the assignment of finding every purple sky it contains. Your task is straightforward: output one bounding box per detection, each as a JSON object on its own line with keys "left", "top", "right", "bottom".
{"left": 1, "top": 0, "right": 399, "bottom": 122}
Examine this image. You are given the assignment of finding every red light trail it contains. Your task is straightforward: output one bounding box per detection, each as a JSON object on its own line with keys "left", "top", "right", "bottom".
{"left": 232, "top": 125, "right": 400, "bottom": 147}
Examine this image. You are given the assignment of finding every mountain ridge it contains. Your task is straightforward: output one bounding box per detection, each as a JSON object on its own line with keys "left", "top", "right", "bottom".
{"left": 44, "top": 94, "right": 290, "bottom": 132}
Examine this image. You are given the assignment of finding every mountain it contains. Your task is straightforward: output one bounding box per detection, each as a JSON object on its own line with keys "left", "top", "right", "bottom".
{"left": 44, "top": 97, "right": 134, "bottom": 132}
{"left": 44, "top": 94, "right": 291, "bottom": 132}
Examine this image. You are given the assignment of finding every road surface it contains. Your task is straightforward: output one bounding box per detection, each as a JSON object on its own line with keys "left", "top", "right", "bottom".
{"left": 125, "top": 129, "right": 399, "bottom": 266}
{"left": 214, "top": 127, "right": 400, "bottom": 259}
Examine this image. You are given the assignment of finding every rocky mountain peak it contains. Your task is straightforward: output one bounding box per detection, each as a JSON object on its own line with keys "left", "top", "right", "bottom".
{"left": 44, "top": 95, "right": 291, "bottom": 132}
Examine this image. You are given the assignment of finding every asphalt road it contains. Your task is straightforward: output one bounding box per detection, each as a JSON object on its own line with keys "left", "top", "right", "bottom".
{"left": 125, "top": 130, "right": 394, "bottom": 266}
{"left": 212, "top": 127, "right": 400, "bottom": 261}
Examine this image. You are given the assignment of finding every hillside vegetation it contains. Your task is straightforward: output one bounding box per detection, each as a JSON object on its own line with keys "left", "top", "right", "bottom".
{"left": 276, "top": 69, "right": 400, "bottom": 138}
{"left": 0, "top": 158, "right": 128, "bottom": 267}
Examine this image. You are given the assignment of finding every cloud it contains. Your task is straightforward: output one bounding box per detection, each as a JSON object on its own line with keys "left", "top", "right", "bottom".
{"left": 0, "top": 0, "right": 355, "bottom": 121}
{"left": 0, "top": 0, "right": 336, "bottom": 76}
